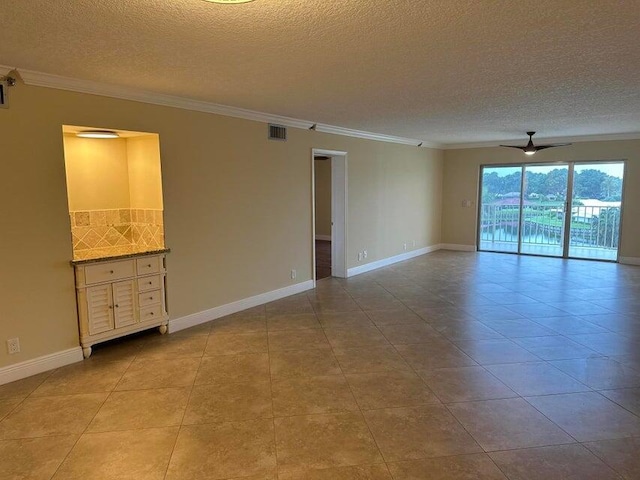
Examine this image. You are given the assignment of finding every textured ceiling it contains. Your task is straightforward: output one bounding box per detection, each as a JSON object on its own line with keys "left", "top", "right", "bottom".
{"left": 2, "top": 0, "right": 640, "bottom": 145}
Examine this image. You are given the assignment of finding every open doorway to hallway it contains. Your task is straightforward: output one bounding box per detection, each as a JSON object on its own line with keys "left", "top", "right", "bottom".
{"left": 312, "top": 149, "right": 347, "bottom": 283}
{"left": 314, "top": 154, "right": 332, "bottom": 279}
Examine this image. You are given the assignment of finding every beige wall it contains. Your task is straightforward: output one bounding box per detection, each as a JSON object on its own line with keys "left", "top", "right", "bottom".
{"left": 0, "top": 79, "right": 443, "bottom": 369}
{"left": 127, "top": 135, "right": 163, "bottom": 210}
{"left": 442, "top": 141, "right": 640, "bottom": 258}
{"left": 314, "top": 159, "right": 331, "bottom": 237}
{"left": 63, "top": 135, "right": 131, "bottom": 211}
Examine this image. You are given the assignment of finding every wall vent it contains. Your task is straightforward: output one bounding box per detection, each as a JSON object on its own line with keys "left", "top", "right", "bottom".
{"left": 268, "top": 124, "right": 287, "bottom": 141}
{"left": 0, "top": 82, "right": 7, "bottom": 108}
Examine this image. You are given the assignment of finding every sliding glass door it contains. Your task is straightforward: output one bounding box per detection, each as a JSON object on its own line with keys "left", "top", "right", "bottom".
{"left": 479, "top": 161, "right": 625, "bottom": 261}
{"left": 568, "top": 162, "right": 625, "bottom": 261}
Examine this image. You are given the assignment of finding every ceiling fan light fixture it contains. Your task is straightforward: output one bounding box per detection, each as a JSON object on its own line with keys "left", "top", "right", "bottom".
{"left": 500, "top": 131, "right": 571, "bottom": 155}
{"left": 524, "top": 150, "right": 536, "bottom": 155}
{"left": 76, "top": 130, "right": 120, "bottom": 139}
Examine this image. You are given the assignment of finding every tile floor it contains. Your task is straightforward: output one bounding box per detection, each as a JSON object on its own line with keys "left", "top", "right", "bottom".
{"left": 1, "top": 251, "right": 640, "bottom": 479}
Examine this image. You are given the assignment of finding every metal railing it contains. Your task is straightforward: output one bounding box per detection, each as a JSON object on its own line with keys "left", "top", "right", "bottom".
{"left": 479, "top": 204, "right": 620, "bottom": 250}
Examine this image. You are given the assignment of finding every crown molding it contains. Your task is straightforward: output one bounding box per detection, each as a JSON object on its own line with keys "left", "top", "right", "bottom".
{"left": 314, "top": 123, "right": 440, "bottom": 148}
{"left": 17, "top": 67, "right": 434, "bottom": 148}
{"left": 444, "top": 132, "right": 640, "bottom": 150}
{"left": 0, "top": 64, "right": 15, "bottom": 77}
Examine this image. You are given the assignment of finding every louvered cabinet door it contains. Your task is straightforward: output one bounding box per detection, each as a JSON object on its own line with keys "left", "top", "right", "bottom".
{"left": 113, "top": 280, "right": 137, "bottom": 328}
{"left": 86, "top": 284, "right": 114, "bottom": 335}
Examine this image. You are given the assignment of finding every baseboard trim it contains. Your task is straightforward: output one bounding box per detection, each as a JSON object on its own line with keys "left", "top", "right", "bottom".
{"left": 315, "top": 235, "right": 331, "bottom": 241}
{"left": 0, "top": 347, "right": 83, "bottom": 386}
{"left": 619, "top": 256, "right": 640, "bottom": 266}
{"left": 440, "top": 244, "right": 477, "bottom": 252}
{"left": 169, "top": 280, "right": 315, "bottom": 334}
{"left": 347, "top": 245, "right": 442, "bottom": 277}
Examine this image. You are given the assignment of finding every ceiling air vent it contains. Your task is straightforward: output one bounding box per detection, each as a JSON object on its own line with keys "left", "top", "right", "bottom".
{"left": 268, "top": 124, "right": 287, "bottom": 141}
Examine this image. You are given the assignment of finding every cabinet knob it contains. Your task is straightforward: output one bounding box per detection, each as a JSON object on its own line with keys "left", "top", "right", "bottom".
{"left": 147, "top": 264, "right": 152, "bottom": 268}
{"left": 148, "top": 281, "right": 153, "bottom": 285}
{"left": 149, "top": 296, "right": 154, "bottom": 300}
{"left": 109, "top": 270, "right": 114, "bottom": 274}
{"left": 150, "top": 312, "right": 154, "bottom": 316}
{"left": 115, "top": 304, "right": 119, "bottom": 308}
{"left": 108, "top": 305, "right": 113, "bottom": 309}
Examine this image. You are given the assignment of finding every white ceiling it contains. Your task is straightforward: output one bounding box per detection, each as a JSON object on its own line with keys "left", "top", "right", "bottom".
{"left": 2, "top": 0, "right": 640, "bottom": 146}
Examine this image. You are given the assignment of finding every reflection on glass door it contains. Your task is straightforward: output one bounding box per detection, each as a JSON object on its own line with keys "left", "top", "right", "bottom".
{"left": 479, "top": 166, "right": 523, "bottom": 253}
{"left": 568, "top": 162, "right": 624, "bottom": 261}
{"left": 520, "top": 164, "right": 568, "bottom": 257}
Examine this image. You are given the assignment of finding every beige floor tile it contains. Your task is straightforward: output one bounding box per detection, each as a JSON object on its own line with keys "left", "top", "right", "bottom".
{"left": 316, "top": 311, "right": 374, "bottom": 328}
{"left": 364, "top": 405, "right": 482, "bottom": 461}
{"left": 310, "top": 299, "right": 362, "bottom": 314}
{"left": 268, "top": 328, "right": 331, "bottom": 351}
{"left": 355, "top": 297, "right": 405, "bottom": 311}
{"left": 419, "top": 366, "right": 517, "bottom": 403}
{"left": 204, "top": 331, "right": 268, "bottom": 355}
{"left": 387, "top": 453, "right": 507, "bottom": 479}
{"left": 600, "top": 387, "right": 640, "bottom": 416}
{"left": 346, "top": 371, "right": 439, "bottom": 410}
{"left": 116, "top": 357, "right": 201, "bottom": 390}
{"left": 0, "top": 393, "right": 108, "bottom": 439}
{"left": 0, "top": 435, "right": 79, "bottom": 480}
{"left": 585, "top": 437, "right": 640, "bottom": 480}
{"left": 334, "top": 346, "right": 411, "bottom": 374}
{"left": 267, "top": 313, "right": 321, "bottom": 331}
{"left": 365, "top": 308, "right": 424, "bottom": 326}
{"left": 378, "top": 324, "right": 442, "bottom": 345}
{"left": 137, "top": 334, "right": 207, "bottom": 359}
{"left": 489, "top": 444, "right": 621, "bottom": 480}
{"left": 31, "top": 360, "right": 130, "bottom": 396}
{"left": 195, "top": 353, "right": 270, "bottom": 385}
{"left": 323, "top": 325, "right": 390, "bottom": 349}
{"left": 550, "top": 357, "right": 640, "bottom": 389}
{"left": 183, "top": 381, "right": 272, "bottom": 424}
{"left": 272, "top": 375, "right": 359, "bottom": 417}
{"left": 485, "top": 362, "right": 591, "bottom": 396}
{"left": 209, "top": 314, "right": 267, "bottom": 334}
{"left": 0, "top": 397, "right": 21, "bottom": 421}
{"left": 166, "top": 420, "right": 276, "bottom": 480}
{"left": 512, "top": 334, "right": 601, "bottom": 360}
{"left": 395, "top": 341, "right": 477, "bottom": 370}
{"left": 275, "top": 412, "right": 383, "bottom": 475}
{"left": 455, "top": 339, "right": 541, "bottom": 365}
{"left": 87, "top": 388, "right": 190, "bottom": 432}
{"left": 0, "top": 372, "right": 51, "bottom": 400}
{"left": 270, "top": 349, "right": 342, "bottom": 378}
{"left": 278, "top": 463, "right": 392, "bottom": 480}
{"left": 53, "top": 427, "right": 178, "bottom": 480}
{"left": 526, "top": 392, "right": 640, "bottom": 442}
{"left": 447, "top": 398, "right": 574, "bottom": 451}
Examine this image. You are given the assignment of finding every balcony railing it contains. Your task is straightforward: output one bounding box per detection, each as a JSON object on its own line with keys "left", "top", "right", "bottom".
{"left": 479, "top": 204, "right": 621, "bottom": 250}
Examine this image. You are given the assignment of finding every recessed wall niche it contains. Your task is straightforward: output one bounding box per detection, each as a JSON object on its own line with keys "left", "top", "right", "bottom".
{"left": 62, "top": 126, "right": 165, "bottom": 261}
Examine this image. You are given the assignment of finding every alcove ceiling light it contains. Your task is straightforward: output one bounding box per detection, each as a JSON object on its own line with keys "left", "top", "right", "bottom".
{"left": 76, "top": 130, "right": 120, "bottom": 139}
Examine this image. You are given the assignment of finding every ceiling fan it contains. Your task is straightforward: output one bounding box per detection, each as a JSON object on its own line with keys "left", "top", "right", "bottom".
{"left": 500, "top": 132, "right": 571, "bottom": 155}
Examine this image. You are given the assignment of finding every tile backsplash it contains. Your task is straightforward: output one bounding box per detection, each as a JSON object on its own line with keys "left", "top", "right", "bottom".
{"left": 70, "top": 208, "right": 164, "bottom": 260}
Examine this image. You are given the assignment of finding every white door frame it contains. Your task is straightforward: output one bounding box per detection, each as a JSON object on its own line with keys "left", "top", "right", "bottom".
{"left": 311, "top": 149, "right": 348, "bottom": 285}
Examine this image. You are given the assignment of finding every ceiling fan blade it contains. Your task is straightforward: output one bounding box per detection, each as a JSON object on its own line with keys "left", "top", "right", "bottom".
{"left": 534, "top": 143, "right": 572, "bottom": 151}
{"left": 499, "top": 145, "right": 527, "bottom": 151}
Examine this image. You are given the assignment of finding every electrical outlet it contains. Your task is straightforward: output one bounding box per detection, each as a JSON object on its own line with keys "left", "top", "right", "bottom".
{"left": 403, "top": 243, "right": 407, "bottom": 251}
{"left": 363, "top": 250, "right": 368, "bottom": 259}
{"left": 291, "top": 269, "right": 296, "bottom": 279}
{"left": 358, "top": 252, "right": 363, "bottom": 261}
{"left": 7, "top": 338, "right": 20, "bottom": 355}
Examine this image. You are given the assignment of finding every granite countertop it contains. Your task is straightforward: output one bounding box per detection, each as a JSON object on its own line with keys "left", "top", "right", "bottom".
{"left": 70, "top": 248, "right": 171, "bottom": 266}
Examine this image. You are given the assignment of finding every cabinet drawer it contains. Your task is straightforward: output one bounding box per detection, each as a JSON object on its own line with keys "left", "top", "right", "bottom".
{"left": 139, "top": 289, "right": 162, "bottom": 308}
{"left": 139, "top": 304, "right": 163, "bottom": 322}
{"left": 84, "top": 260, "right": 135, "bottom": 285}
{"left": 136, "top": 256, "right": 161, "bottom": 275}
{"left": 137, "top": 275, "right": 162, "bottom": 292}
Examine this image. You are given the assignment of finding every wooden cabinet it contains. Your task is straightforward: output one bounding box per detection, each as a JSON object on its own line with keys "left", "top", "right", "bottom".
{"left": 74, "top": 253, "right": 168, "bottom": 358}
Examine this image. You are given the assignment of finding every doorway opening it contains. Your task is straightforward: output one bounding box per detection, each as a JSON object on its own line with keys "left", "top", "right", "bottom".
{"left": 312, "top": 149, "right": 347, "bottom": 284}
{"left": 478, "top": 161, "right": 625, "bottom": 261}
